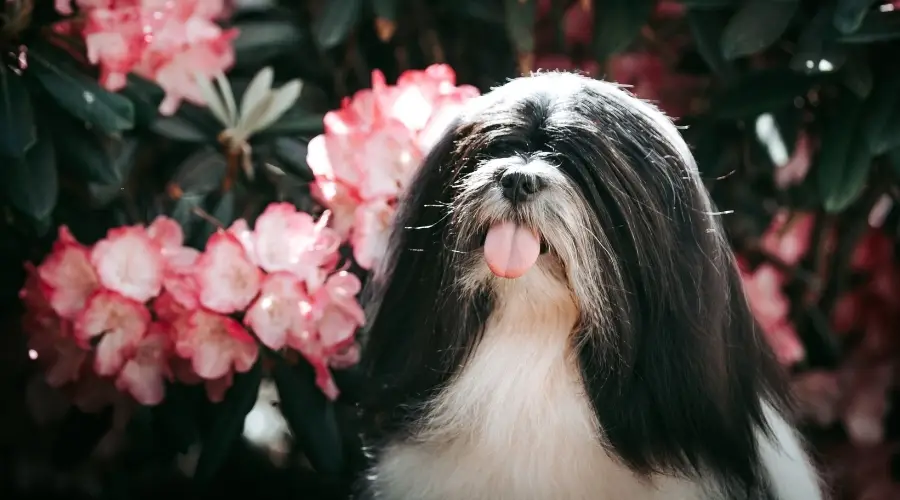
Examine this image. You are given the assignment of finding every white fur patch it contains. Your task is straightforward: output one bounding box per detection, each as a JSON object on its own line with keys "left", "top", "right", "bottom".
{"left": 756, "top": 403, "right": 825, "bottom": 500}
{"left": 369, "top": 263, "right": 706, "bottom": 500}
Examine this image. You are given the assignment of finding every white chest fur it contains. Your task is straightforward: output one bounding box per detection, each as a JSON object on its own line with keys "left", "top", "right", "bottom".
{"left": 368, "top": 266, "right": 706, "bottom": 500}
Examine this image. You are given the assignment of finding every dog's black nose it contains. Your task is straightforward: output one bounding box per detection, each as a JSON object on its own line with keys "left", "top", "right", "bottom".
{"left": 499, "top": 171, "right": 545, "bottom": 203}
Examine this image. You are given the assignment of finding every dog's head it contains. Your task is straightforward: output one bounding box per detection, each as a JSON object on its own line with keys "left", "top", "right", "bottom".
{"left": 360, "top": 72, "right": 787, "bottom": 484}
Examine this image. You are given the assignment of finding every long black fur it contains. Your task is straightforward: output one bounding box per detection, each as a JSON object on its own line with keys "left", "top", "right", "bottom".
{"left": 357, "top": 72, "right": 792, "bottom": 498}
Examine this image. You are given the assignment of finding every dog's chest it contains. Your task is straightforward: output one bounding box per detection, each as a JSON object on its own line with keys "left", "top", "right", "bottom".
{"left": 370, "top": 324, "right": 702, "bottom": 500}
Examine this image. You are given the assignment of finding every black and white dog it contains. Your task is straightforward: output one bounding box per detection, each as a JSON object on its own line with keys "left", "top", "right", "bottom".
{"left": 356, "top": 72, "right": 824, "bottom": 500}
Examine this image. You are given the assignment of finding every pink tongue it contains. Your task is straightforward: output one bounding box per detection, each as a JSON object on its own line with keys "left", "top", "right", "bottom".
{"left": 483, "top": 222, "right": 541, "bottom": 279}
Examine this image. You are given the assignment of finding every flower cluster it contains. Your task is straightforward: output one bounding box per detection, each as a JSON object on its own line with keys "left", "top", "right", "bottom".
{"left": 21, "top": 203, "right": 364, "bottom": 408}
{"left": 54, "top": 0, "right": 236, "bottom": 115}
{"left": 306, "top": 64, "right": 480, "bottom": 269}
{"left": 740, "top": 208, "right": 900, "bottom": 498}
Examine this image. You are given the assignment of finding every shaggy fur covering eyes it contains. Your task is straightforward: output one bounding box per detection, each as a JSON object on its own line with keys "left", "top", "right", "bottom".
{"left": 355, "top": 72, "right": 825, "bottom": 500}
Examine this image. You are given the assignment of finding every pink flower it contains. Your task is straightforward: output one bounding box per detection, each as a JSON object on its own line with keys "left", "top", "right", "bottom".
{"left": 74, "top": 289, "right": 151, "bottom": 376}
{"left": 174, "top": 310, "right": 258, "bottom": 380}
{"left": 171, "top": 356, "right": 234, "bottom": 402}
{"left": 116, "top": 322, "right": 173, "bottom": 405}
{"left": 20, "top": 262, "right": 90, "bottom": 387}
{"left": 842, "top": 362, "right": 893, "bottom": 445}
{"left": 37, "top": 226, "right": 99, "bottom": 319}
{"left": 330, "top": 342, "right": 361, "bottom": 369}
{"left": 285, "top": 271, "right": 365, "bottom": 400}
{"left": 607, "top": 53, "right": 707, "bottom": 119}
{"left": 562, "top": 1, "right": 592, "bottom": 47}
{"left": 251, "top": 203, "right": 341, "bottom": 287}
{"left": 739, "top": 262, "right": 805, "bottom": 366}
{"left": 195, "top": 231, "right": 262, "bottom": 314}
{"left": 60, "top": 0, "right": 235, "bottom": 115}
{"left": 774, "top": 133, "right": 812, "bottom": 189}
{"left": 227, "top": 219, "right": 257, "bottom": 262}
{"left": 352, "top": 200, "right": 394, "bottom": 270}
{"left": 244, "top": 272, "right": 312, "bottom": 350}
{"left": 147, "top": 215, "right": 184, "bottom": 250}
{"left": 760, "top": 211, "right": 814, "bottom": 266}
{"left": 308, "top": 64, "right": 480, "bottom": 270}
{"left": 310, "top": 271, "right": 365, "bottom": 348}
{"left": 91, "top": 225, "right": 165, "bottom": 302}
{"left": 149, "top": 217, "right": 202, "bottom": 309}
{"left": 791, "top": 371, "right": 842, "bottom": 427}
{"left": 161, "top": 246, "right": 201, "bottom": 309}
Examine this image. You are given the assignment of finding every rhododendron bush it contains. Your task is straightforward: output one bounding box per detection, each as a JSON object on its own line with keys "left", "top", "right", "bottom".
{"left": 0, "top": 0, "right": 899, "bottom": 499}
{"left": 23, "top": 204, "right": 362, "bottom": 407}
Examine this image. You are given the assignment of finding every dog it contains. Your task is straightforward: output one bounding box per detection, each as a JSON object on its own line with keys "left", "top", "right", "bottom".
{"left": 355, "top": 72, "right": 825, "bottom": 500}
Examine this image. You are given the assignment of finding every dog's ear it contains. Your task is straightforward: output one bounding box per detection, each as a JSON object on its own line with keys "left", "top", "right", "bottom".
{"left": 358, "top": 120, "right": 490, "bottom": 436}
{"left": 570, "top": 95, "right": 788, "bottom": 486}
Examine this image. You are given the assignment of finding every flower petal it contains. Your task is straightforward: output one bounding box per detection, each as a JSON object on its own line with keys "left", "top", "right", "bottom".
{"left": 74, "top": 290, "right": 151, "bottom": 376}
{"left": 37, "top": 226, "right": 100, "bottom": 319}
{"left": 245, "top": 272, "right": 311, "bottom": 350}
{"left": 195, "top": 231, "right": 262, "bottom": 313}
{"left": 174, "top": 310, "right": 258, "bottom": 380}
{"left": 91, "top": 226, "right": 165, "bottom": 302}
{"left": 116, "top": 322, "right": 174, "bottom": 405}
{"left": 147, "top": 216, "right": 185, "bottom": 250}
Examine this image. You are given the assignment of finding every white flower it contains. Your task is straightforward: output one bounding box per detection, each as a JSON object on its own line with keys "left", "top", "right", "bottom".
{"left": 195, "top": 68, "right": 302, "bottom": 179}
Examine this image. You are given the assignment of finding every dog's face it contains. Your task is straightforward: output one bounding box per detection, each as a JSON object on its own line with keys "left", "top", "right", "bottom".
{"left": 403, "top": 73, "right": 721, "bottom": 336}
{"left": 361, "top": 72, "right": 787, "bottom": 485}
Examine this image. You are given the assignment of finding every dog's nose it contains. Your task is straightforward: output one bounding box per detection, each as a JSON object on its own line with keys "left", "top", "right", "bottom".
{"left": 499, "top": 171, "right": 545, "bottom": 203}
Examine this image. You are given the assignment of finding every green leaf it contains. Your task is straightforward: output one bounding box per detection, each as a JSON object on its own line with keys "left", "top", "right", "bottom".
{"left": 372, "top": 0, "right": 399, "bottom": 21}
{"left": 504, "top": 0, "right": 537, "bottom": 54}
{"left": 27, "top": 42, "right": 135, "bottom": 134}
{"left": 54, "top": 122, "right": 140, "bottom": 185}
{"left": 721, "top": 0, "right": 800, "bottom": 60}
{"left": 194, "top": 361, "right": 263, "bottom": 483}
{"left": 119, "top": 74, "right": 165, "bottom": 127}
{"left": 816, "top": 91, "right": 873, "bottom": 213}
{"left": 234, "top": 20, "right": 304, "bottom": 67}
{"left": 870, "top": 102, "right": 900, "bottom": 156}
{"left": 887, "top": 146, "right": 900, "bottom": 179}
{"left": 838, "top": 12, "right": 900, "bottom": 43}
{"left": 193, "top": 189, "right": 236, "bottom": 248}
{"left": 2, "top": 125, "right": 58, "bottom": 220}
{"left": 272, "top": 137, "right": 312, "bottom": 178}
{"left": 151, "top": 116, "right": 209, "bottom": 142}
{"left": 711, "top": 70, "right": 819, "bottom": 120}
{"left": 790, "top": 5, "right": 847, "bottom": 74}
{"left": 150, "top": 101, "right": 221, "bottom": 143}
{"left": 592, "top": 0, "right": 655, "bottom": 60}
{"left": 459, "top": 0, "right": 505, "bottom": 22}
{"left": 271, "top": 355, "right": 344, "bottom": 476}
{"left": 170, "top": 193, "right": 205, "bottom": 248}
{"left": 686, "top": 9, "right": 736, "bottom": 81}
{"left": 0, "top": 64, "right": 36, "bottom": 157}
{"left": 312, "top": 0, "right": 363, "bottom": 49}
{"left": 171, "top": 147, "right": 228, "bottom": 195}
{"left": 840, "top": 56, "right": 873, "bottom": 99}
{"left": 150, "top": 383, "right": 202, "bottom": 454}
{"left": 833, "top": 0, "right": 880, "bottom": 34}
